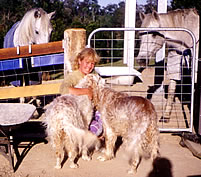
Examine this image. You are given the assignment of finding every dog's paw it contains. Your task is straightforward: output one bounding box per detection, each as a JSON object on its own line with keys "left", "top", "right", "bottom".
{"left": 127, "top": 168, "right": 137, "bottom": 175}
{"left": 97, "top": 153, "right": 114, "bottom": 161}
{"left": 97, "top": 155, "right": 107, "bottom": 161}
{"left": 54, "top": 165, "right": 61, "bottom": 169}
{"left": 70, "top": 163, "right": 79, "bottom": 169}
{"left": 82, "top": 155, "right": 91, "bottom": 161}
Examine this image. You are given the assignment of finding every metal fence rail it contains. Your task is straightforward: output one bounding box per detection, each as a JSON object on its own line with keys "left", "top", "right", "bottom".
{"left": 87, "top": 27, "right": 197, "bottom": 132}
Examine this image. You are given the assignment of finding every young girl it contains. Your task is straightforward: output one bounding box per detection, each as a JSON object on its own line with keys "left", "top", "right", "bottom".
{"left": 59, "top": 48, "right": 102, "bottom": 136}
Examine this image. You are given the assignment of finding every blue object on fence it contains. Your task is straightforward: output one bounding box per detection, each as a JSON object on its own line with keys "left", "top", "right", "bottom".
{"left": 32, "top": 53, "right": 64, "bottom": 67}
{"left": 0, "top": 53, "right": 64, "bottom": 71}
{"left": 3, "top": 21, "right": 20, "bottom": 48}
{"left": 10, "top": 80, "right": 41, "bottom": 87}
{"left": 2, "top": 21, "right": 23, "bottom": 72}
{"left": 0, "top": 58, "right": 23, "bottom": 71}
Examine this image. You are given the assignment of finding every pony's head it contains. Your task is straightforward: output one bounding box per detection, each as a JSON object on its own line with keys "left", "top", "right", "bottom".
{"left": 136, "top": 11, "right": 165, "bottom": 67}
{"left": 13, "top": 8, "right": 55, "bottom": 46}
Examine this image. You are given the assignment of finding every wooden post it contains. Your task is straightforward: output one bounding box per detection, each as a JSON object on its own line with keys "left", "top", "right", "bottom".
{"left": 63, "top": 28, "right": 86, "bottom": 77}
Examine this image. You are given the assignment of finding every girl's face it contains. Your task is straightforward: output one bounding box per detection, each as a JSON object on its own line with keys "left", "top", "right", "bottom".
{"left": 78, "top": 57, "right": 95, "bottom": 75}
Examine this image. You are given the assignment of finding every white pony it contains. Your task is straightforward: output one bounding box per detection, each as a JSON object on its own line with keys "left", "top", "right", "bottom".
{"left": 4, "top": 8, "right": 55, "bottom": 48}
{"left": 137, "top": 8, "right": 199, "bottom": 123}
{"left": 3, "top": 8, "right": 55, "bottom": 89}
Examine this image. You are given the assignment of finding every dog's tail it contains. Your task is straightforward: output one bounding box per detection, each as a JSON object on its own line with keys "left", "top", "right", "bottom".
{"left": 65, "top": 127, "right": 101, "bottom": 155}
{"left": 81, "top": 130, "right": 101, "bottom": 152}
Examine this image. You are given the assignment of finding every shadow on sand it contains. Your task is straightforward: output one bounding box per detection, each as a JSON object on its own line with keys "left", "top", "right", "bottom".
{"left": 147, "top": 157, "right": 173, "bottom": 177}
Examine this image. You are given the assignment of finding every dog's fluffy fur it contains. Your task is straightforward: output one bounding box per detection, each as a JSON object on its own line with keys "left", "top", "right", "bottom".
{"left": 43, "top": 81, "right": 100, "bottom": 169}
{"left": 79, "top": 74, "right": 160, "bottom": 174}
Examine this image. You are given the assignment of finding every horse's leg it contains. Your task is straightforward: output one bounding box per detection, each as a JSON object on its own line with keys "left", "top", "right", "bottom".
{"left": 147, "top": 60, "right": 165, "bottom": 100}
{"left": 159, "top": 79, "right": 176, "bottom": 123}
{"left": 159, "top": 51, "right": 181, "bottom": 123}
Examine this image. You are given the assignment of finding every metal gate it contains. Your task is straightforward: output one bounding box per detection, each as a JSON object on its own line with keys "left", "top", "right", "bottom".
{"left": 87, "top": 27, "right": 197, "bottom": 132}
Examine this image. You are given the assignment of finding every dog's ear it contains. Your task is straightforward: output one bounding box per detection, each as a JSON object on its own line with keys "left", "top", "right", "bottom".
{"left": 97, "top": 75, "right": 105, "bottom": 85}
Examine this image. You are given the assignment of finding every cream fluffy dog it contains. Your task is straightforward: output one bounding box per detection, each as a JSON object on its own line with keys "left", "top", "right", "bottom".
{"left": 78, "top": 74, "right": 160, "bottom": 174}
{"left": 43, "top": 78, "right": 101, "bottom": 169}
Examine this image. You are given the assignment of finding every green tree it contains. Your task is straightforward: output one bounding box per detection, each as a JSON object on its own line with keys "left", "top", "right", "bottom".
{"left": 144, "top": 0, "right": 157, "bottom": 13}
{"left": 112, "top": 2, "right": 125, "bottom": 27}
{"left": 171, "top": 0, "right": 201, "bottom": 14}
{"left": 0, "top": 0, "right": 26, "bottom": 47}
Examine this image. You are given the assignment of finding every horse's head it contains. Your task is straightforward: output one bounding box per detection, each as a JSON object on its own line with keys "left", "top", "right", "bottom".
{"left": 136, "top": 11, "right": 165, "bottom": 67}
{"left": 32, "top": 8, "right": 55, "bottom": 44}
{"left": 13, "top": 8, "right": 55, "bottom": 46}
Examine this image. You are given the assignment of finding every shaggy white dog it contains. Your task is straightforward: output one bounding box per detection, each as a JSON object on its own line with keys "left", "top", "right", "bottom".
{"left": 42, "top": 76, "right": 103, "bottom": 169}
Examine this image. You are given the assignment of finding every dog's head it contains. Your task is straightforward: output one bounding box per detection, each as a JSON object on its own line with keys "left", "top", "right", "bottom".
{"left": 76, "top": 74, "right": 105, "bottom": 89}
{"left": 76, "top": 74, "right": 105, "bottom": 109}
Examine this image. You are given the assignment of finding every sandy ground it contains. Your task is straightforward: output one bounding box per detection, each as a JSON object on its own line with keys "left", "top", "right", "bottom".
{"left": 0, "top": 132, "right": 201, "bottom": 177}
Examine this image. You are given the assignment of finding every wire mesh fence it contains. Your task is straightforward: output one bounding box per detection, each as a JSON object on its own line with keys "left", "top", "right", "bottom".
{"left": 0, "top": 52, "right": 64, "bottom": 117}
{"left": 87, "top": 27, "right": 197, "bottom": 132}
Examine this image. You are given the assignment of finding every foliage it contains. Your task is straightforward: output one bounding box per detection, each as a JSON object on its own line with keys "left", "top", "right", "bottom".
{"left": 171, "top": 0, "right": 201, "bottom": 14}
{"left": 0, "top": 0, "right": 126, "bottom": 48}
{"left": 144, "top": 0, "right": 158, "bottom": 13}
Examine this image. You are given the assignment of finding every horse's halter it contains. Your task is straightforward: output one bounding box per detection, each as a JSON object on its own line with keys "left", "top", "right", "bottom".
{"left": 139, "top": 31, "right": 165, "bottom": 38}
{"left": 139, "top": 30, "right": 193, "bottom": 70}
{"left": 139, "top": 30, "right": 195, "bottom": 54}
{"left": 138, "top": 31, "right": 165, "bottom": 58}
{"left": 139, "top": 30, "right": 199, "bottom": 47}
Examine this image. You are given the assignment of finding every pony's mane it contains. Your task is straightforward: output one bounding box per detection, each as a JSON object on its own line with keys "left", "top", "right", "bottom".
{"left": 142, "top": 8, "right": 199, "bottom": 29}
{"left": 17, "top": 9, "right": 36, "bottom": 44}
{"left": 166, "top": 8, "right": 198, "bottom": 16}
{"left": 160, "top": 8, "right": 199, "bottom": 28}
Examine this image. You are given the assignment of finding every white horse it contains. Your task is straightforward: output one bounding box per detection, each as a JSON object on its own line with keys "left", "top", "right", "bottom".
{"left": 3, "top": 8, "right": 55, "bottom": 87}
{"left": 136, "top": 8, "right": 199, "bottom": 123}
{"left": 4, "top": 8, "right": 55, "bottom": 48}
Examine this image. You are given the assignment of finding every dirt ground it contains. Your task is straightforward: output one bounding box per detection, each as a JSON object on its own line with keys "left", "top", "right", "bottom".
{"left": 0, "top": 133, "right": 201, "bottom": 177}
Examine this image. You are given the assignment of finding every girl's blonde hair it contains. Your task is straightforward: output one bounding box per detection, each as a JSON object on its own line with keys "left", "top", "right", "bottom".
{"left": 72, "top": 48, "right": 100, "bottom": 70}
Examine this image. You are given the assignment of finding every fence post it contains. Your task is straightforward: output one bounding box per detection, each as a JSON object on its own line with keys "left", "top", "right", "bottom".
{"left": 63, "top": 28, "right": 86, "bottom": 78}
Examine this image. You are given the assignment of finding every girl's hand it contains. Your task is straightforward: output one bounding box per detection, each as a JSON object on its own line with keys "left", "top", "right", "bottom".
{"left": 68, "top": 87, "right": 93, "bottom": 100}
{"left": 84, "top": 88, "right": 93, "bottom": 100}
